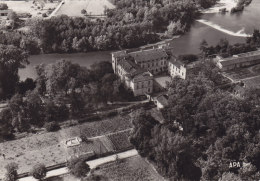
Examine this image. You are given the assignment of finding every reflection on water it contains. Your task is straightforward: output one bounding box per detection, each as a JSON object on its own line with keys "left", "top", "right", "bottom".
{"left": 19, "top": 51, "right": 112, "bottom": 81}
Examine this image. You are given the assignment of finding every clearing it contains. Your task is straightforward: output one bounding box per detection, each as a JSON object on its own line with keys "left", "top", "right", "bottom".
{"left": 0, "top": 114, "right": 132, "bottom": 179}
{"left": 3, "top": 1, "right": 59, "bottom": 17}
{"left": 55, "top": 0, "right": 115, "bottom": 17}
{"left": 92, "top": 155, "right": 164, "bottom": 181}
{"left": 45, "top": 154, "right": 164, "bottom": 181}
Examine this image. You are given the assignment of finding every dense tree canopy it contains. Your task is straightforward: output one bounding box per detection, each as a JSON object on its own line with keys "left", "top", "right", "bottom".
{"left": 0, "top": 0, "right": 219, "bottom": 54}
{"left": 0, "top": 44, "right": 28, "bottom": 100}
{"left": 130, "top": 62, "right": 260, "bottom": 180}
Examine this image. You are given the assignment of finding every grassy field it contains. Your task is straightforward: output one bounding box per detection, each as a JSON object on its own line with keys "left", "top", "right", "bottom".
{"left": 0, "top": 115, "right": 132, "bottom": 178}
{"left": 92, "top": 155, "right": 164, "bottom": 181}
{"left": 45, "top": 155, "right": 164, "bottom": 181}
{"left": 55, "top": 0, "right": 115, "bottom": 17}
{"left": 3, "top": 1, "right": 59, "bottom": 17}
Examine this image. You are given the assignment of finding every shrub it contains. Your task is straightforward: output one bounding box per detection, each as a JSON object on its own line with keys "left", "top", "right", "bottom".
{"left": 30, "top": 164, "right": 47, "bottom": 180}
{"left": 0, "top": 3, "right": 8, "bottom": 10}
{"left": 42, "top": 13, "right": 47, "bottom": 17}
{"left": 4, "top": 162, "right": 18, "bottom": 181}
{"left": 81, "top": 9, "right": 87, "bottom": 15}
{"left": 67, "top": 158, "right": 90, "bottom": 178}
{"left": 44, "top": 122, "right": 60, "bottom": 132}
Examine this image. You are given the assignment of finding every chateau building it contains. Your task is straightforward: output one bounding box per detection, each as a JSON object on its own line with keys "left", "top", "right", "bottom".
{"left": 112, "top": 46, "right": 197, "bottom": 96}
{"left": 112, "top": 48, "right": 169, "bottom": 75}
{"left": 215, "top": 50, "right": 260, "bottom": 71}
{"left": 114, "top": 56, "right": 153, "bottom": 96}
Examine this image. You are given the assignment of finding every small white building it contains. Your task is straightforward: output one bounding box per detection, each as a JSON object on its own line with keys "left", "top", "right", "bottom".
{"left": 153, "top": 94, "right": 168, "bottom": 110}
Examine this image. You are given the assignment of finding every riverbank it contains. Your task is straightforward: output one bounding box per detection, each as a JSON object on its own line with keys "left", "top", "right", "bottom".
{"left": 203, "top": 0, "right": 238, "bottom": 13}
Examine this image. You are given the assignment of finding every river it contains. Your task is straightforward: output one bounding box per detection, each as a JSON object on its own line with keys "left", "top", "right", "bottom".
{"left": 19, "top": 0, "right": 260, "bottom": 80}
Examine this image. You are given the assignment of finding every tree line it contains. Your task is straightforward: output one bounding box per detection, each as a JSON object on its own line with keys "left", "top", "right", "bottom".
{"left": 200, "top": 29, "right": 260, "bottom": 58}
{"left": 0, "top": 56, "right": 134, "bottom": 141}
{"left": 0, "top": 0, "right": 220, "bottom": 54}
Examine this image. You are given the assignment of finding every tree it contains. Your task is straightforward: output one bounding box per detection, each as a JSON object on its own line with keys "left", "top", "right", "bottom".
{"left": 219, "top": 172, "right": 242, "bottom": 181}
{"left": 7, "top": 11, "right": 19, "bottom": 29}
{"left": 0, "top": 108, "right": 14, "bottom": 141}
{"left": 0, "top": 3, "right": 8, "bottom": 10}
{"left": 0, "top": 45, "right": 28, "bottom": 100}
{"left": 30, "top": 164, "right": 47, "bottom": 180}
{"left": 81, "top": 9, "right": 87, "bottom": 15}
{"left": 16, "top": 78, "right": 36, "bottom": 95}
{"left": 67, "top": 158, "right": 90, "bottom": 178}
{"left": 44, "top": 121, "right": 60, "bottom": 132}
{"left": 4, "top": 162, "right": 18, "bottom": 181}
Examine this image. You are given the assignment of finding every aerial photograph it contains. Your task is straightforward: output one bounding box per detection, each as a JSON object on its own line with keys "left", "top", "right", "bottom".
{"left": 0, "top": 0, "right": 259, "bottom": 180}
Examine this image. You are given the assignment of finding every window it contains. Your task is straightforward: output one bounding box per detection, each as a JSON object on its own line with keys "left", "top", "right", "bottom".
{"left": 148, "top": 88, "right": 150, "bottom": 92}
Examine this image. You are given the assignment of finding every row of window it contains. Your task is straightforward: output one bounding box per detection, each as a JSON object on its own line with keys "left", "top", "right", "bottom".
{"left": 141, "top": 61, "right": 166, "bottom": 69}
{"left": 138, "top": 57, "right": 166, "bottom": 64}
{"left": 135, "top": 80, "right": 152, "bottom": 89}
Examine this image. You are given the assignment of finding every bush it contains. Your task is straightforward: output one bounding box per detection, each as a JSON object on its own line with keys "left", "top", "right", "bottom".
{"left": 67, "top": 158, "right": 90, "bottom": 178}
{"left": 4, "top": 162, "right": 18, "bottom": 181}
{"left": 42, "top": 13, "right": 47, "bottom": 17}
{"left": 44, "top": 122, "right": 60, "bottom": 132}
{"left": 106, "top": 110, "right": 118, "bottom": 117}
{"left": 81, "top": 9, "right": 87, "bottom": 15}
{"left": 30, "top": 164, "right": 47, "bottom": 180}
{"left": 0, "top": 3, "right": 8, "bottom": 10}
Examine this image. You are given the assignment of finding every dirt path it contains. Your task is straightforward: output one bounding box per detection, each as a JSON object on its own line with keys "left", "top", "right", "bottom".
{"left": 19, "top": 149, "right": 138, "bottom": 181}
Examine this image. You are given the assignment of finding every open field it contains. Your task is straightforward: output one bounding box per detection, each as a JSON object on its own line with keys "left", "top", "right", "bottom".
{"left": 45, "top": 155, "right": 164, "bottom": 181}
{"left": 0, "top": 115, "right": 132, "bottom": 178}
{"left": 92, "top": 155, "right": 164, "bottom": 181}
{"left": 3, "top": 1, "right": 59, "bottom": 17}
{"left": 55, "top": 0, "right": 115, "bottom": 17}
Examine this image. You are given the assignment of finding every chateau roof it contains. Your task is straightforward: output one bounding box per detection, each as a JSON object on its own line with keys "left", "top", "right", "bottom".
{"left": 128, "top": 48, "right": 168, "bottom": 63}
{"left": 156, "top": 94, "right": 169, "bottom": 107}
{"left": 131, "top": 71, "right": 153, "bottom": 82}
{"left": 168, "top": 57, "right": 184, "bottom": 68}
{"left": 218, "top": 50, "right": 260, "bottom": 66}
{"left": 243, "top": 76, "right": 260, "bottom": 89}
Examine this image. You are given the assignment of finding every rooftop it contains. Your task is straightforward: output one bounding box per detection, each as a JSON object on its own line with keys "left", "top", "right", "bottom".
{"left": 218, "top": 50, "right": 260, "bottom": 66}
{"left": 156, "top": 94, "right": 169, "bottom": 107}
{"left": 242, "top": 75, "right": 260, "bottom": 89}
{"left": 128, "top": 48, "right": 168, "bottom": 63}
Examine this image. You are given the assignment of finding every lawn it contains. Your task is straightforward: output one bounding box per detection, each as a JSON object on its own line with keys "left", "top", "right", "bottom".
{"left": 92, "top": 155, "right": 164, "bottom": 181}
{"left": 0, "top": 114, "right": 132, "bottom": 179}
{"left": 45, "top": 155, "right": 164, "bottom": 181}
{"left": 4, "top": 1, "right": 59, "bottom": 17}
{"left": 55, "top": 0, "right": 115, "bottom": 17}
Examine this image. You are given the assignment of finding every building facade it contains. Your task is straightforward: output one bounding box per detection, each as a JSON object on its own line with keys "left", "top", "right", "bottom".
{"left": 215, "top": 50, "right": 260, "bottom": 71}
{"left": 112, "top": 46, "right": 197, "bottom": 96}
{"left": 113, "top": 56, "right": 153, "bottom": 96}
{"left": 112, "top": 47, "right": 169, "bottom": 76}
{"left": 168, "top": 59, "right": 187, "bottom": 79}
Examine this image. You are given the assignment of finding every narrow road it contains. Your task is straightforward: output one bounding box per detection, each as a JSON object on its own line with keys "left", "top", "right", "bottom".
{"left": 19, "top": 149, "right": 138, "bottom": 181}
